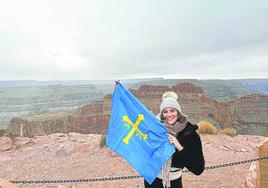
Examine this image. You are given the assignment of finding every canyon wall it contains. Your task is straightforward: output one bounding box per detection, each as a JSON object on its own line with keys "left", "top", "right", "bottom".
{"left": 9, "top": 83, "right": 268, "bottom": 137}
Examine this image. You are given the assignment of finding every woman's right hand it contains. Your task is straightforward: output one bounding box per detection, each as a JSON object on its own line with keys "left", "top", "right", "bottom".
{"left": 167, "top": 134, "right": 184, "bottom": 151}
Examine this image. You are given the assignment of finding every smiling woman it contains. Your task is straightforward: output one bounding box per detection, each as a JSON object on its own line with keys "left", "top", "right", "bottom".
{"left": 162, "top": 108, "right": 178, "bottom": 125}
{"left": 144, "top": 91, "right": 205, "bottom": 188}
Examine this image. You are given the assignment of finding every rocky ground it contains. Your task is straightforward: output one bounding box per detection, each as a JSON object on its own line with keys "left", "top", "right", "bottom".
{"left": 0, "top": 133, "right": 267, "bottom": 188}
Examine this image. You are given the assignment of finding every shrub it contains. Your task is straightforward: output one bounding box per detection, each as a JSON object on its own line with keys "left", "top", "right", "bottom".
{"left": 100, "top": 135, "right": 106, "bottom": 148}
{"left": 222, "top": 128, "right": 237, "bottom": 137}
{"left": 197, "top": 120, "right": 218, "bottom": 134}
{"left": 0, "top": 128, "right": 17, "bottom": 139}
{"left": 0, "top": 129, "right": 5, "bottom": 137}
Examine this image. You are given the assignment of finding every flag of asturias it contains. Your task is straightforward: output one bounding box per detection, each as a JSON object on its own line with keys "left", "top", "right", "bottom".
{"left": 106, "top": 82, "right": 175, "bottom": 184}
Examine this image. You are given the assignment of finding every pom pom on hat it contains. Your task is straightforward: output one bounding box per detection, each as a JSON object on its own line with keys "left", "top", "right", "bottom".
{"left": 160, "top": 91, "right": 182, "bottom": 113}
{"left": 162, "top": 91, "right": 178, "bottom": 101}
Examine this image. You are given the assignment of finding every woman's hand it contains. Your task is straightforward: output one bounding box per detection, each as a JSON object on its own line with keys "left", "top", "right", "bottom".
{"left": 167, "top": 134, "right": 183, "bottom": 151}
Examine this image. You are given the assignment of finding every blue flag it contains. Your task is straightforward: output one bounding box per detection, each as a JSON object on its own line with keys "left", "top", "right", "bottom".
{"left": 106, "top": 82, "right": 175, "bottom": 184}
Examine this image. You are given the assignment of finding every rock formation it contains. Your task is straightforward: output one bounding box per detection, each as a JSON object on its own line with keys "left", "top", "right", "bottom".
{"left": 0, "top": 133, "right": 266, "bottom": 188}
{"left": 0, "top": 178, "right": 17, "bottom": 188}
{"left": 8, "top": 83, "right": 268, "bottom": 137}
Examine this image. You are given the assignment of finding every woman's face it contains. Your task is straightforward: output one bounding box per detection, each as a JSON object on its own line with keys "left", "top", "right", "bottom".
{"left": 162, "top": 107, "right": 178, "bottom": 125}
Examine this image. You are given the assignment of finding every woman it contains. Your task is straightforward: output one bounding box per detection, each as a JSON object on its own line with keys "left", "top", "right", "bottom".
{"left": 144, "top": 91, "right": 205, "bottom": 188}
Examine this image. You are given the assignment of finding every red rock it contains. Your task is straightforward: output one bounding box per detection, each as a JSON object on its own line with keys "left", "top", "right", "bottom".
{"left": 0, "top": 178, "right": 17, "bottom": 188}
{"left": 245, "top": 162, "right": 257, "bottom": 188}
{"left": 8, "top": 83, "right": 268, "bottom": 137}
{"left": 0, "top": 134, "right": 266, "bottom": 187}
{"left": 0, "top": 137, "right": 13, "bottom": 151}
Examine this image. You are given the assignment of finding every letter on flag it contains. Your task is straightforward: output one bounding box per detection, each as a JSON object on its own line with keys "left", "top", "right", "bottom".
{"left": 106, "top": 82, "right": 175, "bottom": 184}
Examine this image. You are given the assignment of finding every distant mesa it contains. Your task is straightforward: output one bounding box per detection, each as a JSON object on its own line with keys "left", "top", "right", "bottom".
{"left": 8, "top": 82, "right": 268, "bottom": 137}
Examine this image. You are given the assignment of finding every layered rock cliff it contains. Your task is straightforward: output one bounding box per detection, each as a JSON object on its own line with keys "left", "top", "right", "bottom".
{"left": 8, "top": 83, "right": 268, "bottom": 137}
{"left": 0, "top": 84, "right": 104, "bottom": 126}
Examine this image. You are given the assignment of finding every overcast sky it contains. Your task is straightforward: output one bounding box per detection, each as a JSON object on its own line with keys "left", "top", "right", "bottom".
{"left": 0, "top": 0, "right": 268, "bottom": 80}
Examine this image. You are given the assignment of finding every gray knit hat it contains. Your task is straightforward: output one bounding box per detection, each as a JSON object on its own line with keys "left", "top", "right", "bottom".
{"left": 160, "top": 91, "right": 182, "bottom": 113}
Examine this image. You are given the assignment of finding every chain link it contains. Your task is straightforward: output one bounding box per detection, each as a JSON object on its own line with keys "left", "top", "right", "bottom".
{"left": 182, "top": 156, "right": 268, "bottom": 172}
{"left": 10, "top": 156, "right": 268, "bottom": 184}
{"left": 10, "top": 175, "right": 143, "bottom": 184}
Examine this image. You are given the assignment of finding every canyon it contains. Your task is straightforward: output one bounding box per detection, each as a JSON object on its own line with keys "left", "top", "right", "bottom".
{"left": 8, "top": 83, "right": 268, "bottom": 137}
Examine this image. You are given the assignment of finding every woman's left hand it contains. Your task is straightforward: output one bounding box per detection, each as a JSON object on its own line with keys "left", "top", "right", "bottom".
{"left": 167, "top": 134, "right": 183, "bottom": 151}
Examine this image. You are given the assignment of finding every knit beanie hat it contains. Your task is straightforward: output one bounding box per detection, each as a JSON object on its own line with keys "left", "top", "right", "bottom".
{"left": 160, "top": 91, "right": 182, "bottom": 113}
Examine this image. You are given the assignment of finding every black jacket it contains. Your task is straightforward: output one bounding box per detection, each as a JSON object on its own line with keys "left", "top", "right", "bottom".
{"left": 171, "top": 121, "right": 205, "bottom": 175}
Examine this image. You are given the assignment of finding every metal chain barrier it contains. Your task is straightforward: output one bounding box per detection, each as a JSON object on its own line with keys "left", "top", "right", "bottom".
{"left": 183, "top": 156, "right": 268, "bottom": 172}
{"left": 10, "top": 175, "right": 142, "bottom": 184}
{"left": 10, "top": 156, "right": 268, "bottom": 184}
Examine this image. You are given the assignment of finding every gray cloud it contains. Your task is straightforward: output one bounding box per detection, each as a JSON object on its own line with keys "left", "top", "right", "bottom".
{"left": 0, "top": 0, "right": 268, "bottom": 80}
